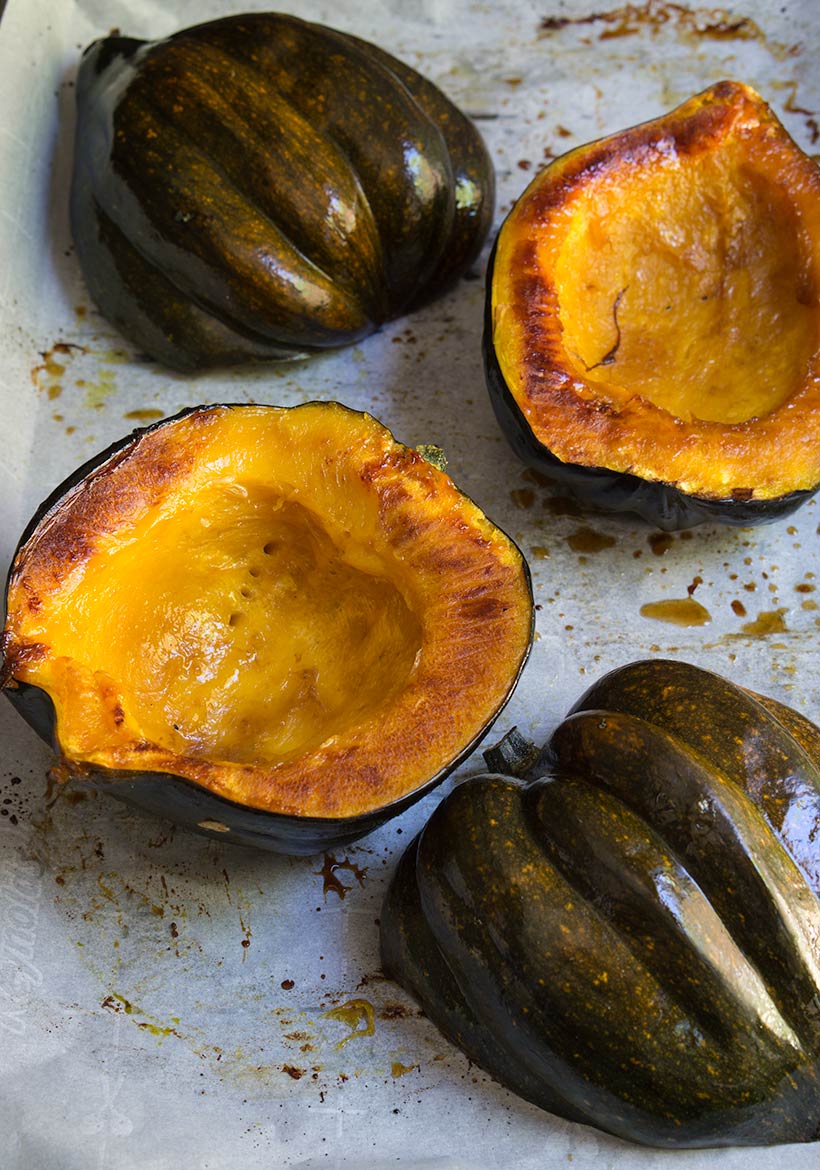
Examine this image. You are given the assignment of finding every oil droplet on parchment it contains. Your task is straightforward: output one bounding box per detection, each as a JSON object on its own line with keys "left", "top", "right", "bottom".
{"left": 741, "top": 609, "right": 789, "bottom": 636}
{"left": 124, "top": 408, "right": 165, "bottom": 422}
{"left": 566, "top": 528, "right": 616, "bottom": 554}
{"left": 640, "top": 598, "right": 712, "bottom": 627}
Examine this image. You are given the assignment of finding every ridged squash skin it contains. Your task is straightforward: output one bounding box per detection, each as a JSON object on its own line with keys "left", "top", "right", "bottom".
{"left": 381, "top": 659, "right": 820, "bottom": 1146}
{"left": 1, "top": 403, "right": 533, "bottom": 855}
{"left": 71, "top": 13, "right": 494, "bottom": 371}
{"left": 484, "top": 82, "right": 820, "bottom": 530}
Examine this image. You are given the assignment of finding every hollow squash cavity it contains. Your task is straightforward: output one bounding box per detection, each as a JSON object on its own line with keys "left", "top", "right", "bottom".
{"left": 3, "top": 403, "right": 533, "bottom": 823}
{"left": 46, "top": 487, "right": 423, "bottom": 766}
{"left": 487, "top": 81, "right": 820, "bottom": 520}
{"left": 555, "top": 149, "right": 817, "bottom": 424}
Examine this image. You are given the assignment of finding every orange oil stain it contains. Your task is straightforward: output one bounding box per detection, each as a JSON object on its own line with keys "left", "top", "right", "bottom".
{"left": 31, "top": 342, "right": 87, "bottom": 394}
{"left": 124, "top": 409, "right": 165, "bottom": 421}
{"left": 640, "top": 597, "right": 711, "bottom": 627}
{"left": 741, "top": 609, "right": 789, "bottom": 636}
{"left": 323, "top": 999, "right": 375, "bottom": 1049}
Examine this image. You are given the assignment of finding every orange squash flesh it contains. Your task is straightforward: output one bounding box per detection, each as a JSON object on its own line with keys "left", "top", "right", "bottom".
{"left": 3, "top": 404, "right": 532, "bottom": 819}
{"left": 492, "top": 81, "right": 820, "bottom": 502}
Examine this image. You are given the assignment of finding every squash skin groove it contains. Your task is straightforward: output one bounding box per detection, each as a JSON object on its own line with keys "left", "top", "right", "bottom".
{"left": 176, "top": 15, "right": 455, "bottom": 310}
{"left": 345, "top": 33, "right": 494, "bottom": 301}
{"left": 379, "top": 829, "right": 585, "bottom": 1121}
{"left": 410, "top": 776, "right": 686, "bottom": 1135}
{"left": 526, "top": 773, "right": 801, "bottom": 1055}
{"left": 549, "top": 710, "right": 820, "bottom": 1050}
{"left": 127, "top": 40, "right": 386, "bottom": 315}
{"left": 100, "top": 96, "right": 373, "bottom": 348}
{"left": 87, "top": 204, "right": 303, "bottom": 369}
{"left": 567, "top": 659, "right": 820, "bottom": 897}
{"left": 71, "top": 14, "right": 493, "bottom": 369}
{"left": 381, "top": 659, "right": 820, "bottom": 1146}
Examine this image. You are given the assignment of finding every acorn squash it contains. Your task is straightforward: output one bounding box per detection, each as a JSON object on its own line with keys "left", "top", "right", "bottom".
{"left": 70, "top": 13, "right": 494, "bottom": 371}
{"left": 484, "top": 81, "right": 820, "bottom": 529}
{"left": 1, "top": 403, "right": 532, "bottom": 854}
{"left": 382, "top": 659, "right": 820, "bottom": 1146}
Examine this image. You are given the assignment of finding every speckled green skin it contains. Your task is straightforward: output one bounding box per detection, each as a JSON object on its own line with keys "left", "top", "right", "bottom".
{"left": 381, "top": 659, "right": 820, "bottom": 1147}
{"left": 71, "top": 14, "right": 494, "bottom": 371}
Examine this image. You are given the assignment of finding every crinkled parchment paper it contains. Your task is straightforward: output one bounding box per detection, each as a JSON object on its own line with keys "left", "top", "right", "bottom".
{"left": 1, "top": 0, "right": 820, "bottom": 1166}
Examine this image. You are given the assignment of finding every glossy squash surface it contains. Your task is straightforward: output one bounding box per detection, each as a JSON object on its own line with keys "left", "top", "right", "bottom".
{"left": 485, "top": 82, "right": 820, "bottom": 529}
{"left": 382, "top": 659, "right": 820, "bottom": 1146}
{"left": 71, "top": 13, "right": 494, "bottom": 371}
{"left": 1, "top": 403, "right": 533, "bottom": 853}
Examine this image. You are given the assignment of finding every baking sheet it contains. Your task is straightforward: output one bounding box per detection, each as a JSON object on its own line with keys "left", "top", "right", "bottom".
{"left": 2, "top": 0, "right": 820, "bottom": 1166}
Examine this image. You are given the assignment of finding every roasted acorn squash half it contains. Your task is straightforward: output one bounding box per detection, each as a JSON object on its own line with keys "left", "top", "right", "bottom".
{"left": 71, "top": 13, "right": 494, "bottom": 371}
{"left": 382, "top": 659, "right": 820, "bottom": 1147}
{"left": 485, "top": 81, "right": 820, "bottom": 530}
{"left": 1, "top": 403, "right": 533, "bottom": 854}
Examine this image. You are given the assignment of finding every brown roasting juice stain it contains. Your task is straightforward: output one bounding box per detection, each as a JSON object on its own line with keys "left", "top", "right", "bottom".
{"left": 510, "top": 488, "right": 536, "bottom": 509}
{"left": 316, "top": 853, "right": 368, "bottom": 900}
{"left": 538, "top": 2, "right": 782, "bottom": 51}
{"left": 648, "top": 532, "right": 675, "bottom": 556}
{"left": 566, "top": 527, "right": 617, "bottom": 554}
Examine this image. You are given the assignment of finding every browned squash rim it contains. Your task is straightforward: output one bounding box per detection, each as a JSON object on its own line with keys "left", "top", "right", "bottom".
{"left": 2, "top": 402, "right": 533, "bottom": 821}
{"left": 491, "top": 80, "right": 820, "bottom": 503}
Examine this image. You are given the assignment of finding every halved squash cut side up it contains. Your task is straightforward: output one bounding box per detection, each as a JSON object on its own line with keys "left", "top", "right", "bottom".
{"left": 2, "top": 404, "right": 533, "bottom": 851}
{"left": 486, "top": 82, "right": 820, "bottom": 528}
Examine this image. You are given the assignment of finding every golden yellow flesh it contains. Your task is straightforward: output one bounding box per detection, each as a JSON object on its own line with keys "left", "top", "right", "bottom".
{"left": 4, "top": 404, "right": 534, "bottom": 818}
{"left": 554, "top": 148, "right": 818, "bottom": 424}
{"left": 43, "top": 484, "right": 422, "bottom": 765}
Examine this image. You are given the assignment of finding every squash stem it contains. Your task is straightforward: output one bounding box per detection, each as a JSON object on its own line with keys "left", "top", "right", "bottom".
{"left": 482, "top": 726, "right": 540, "bottom": 778}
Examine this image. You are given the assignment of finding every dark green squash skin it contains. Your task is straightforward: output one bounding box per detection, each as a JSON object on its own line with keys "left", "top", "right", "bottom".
{"left": 2, "top": 405, "right": 533, "bottom": 857}
{"left": 482, "top": 246, "right": 817, "bottom": 531}
{"left": 381, "top": 659, "right": 820, "bottom": 1146}
{"left": 71, "top": 14, "right": 494, "bottom": 372}
{"left": 4, "top": 678, "right": 529, "bottom": 857}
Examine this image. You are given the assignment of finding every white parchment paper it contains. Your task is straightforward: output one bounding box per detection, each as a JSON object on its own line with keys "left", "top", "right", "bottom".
{"left": 2, "top": 1, "right": 820, "bottom": 1166}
